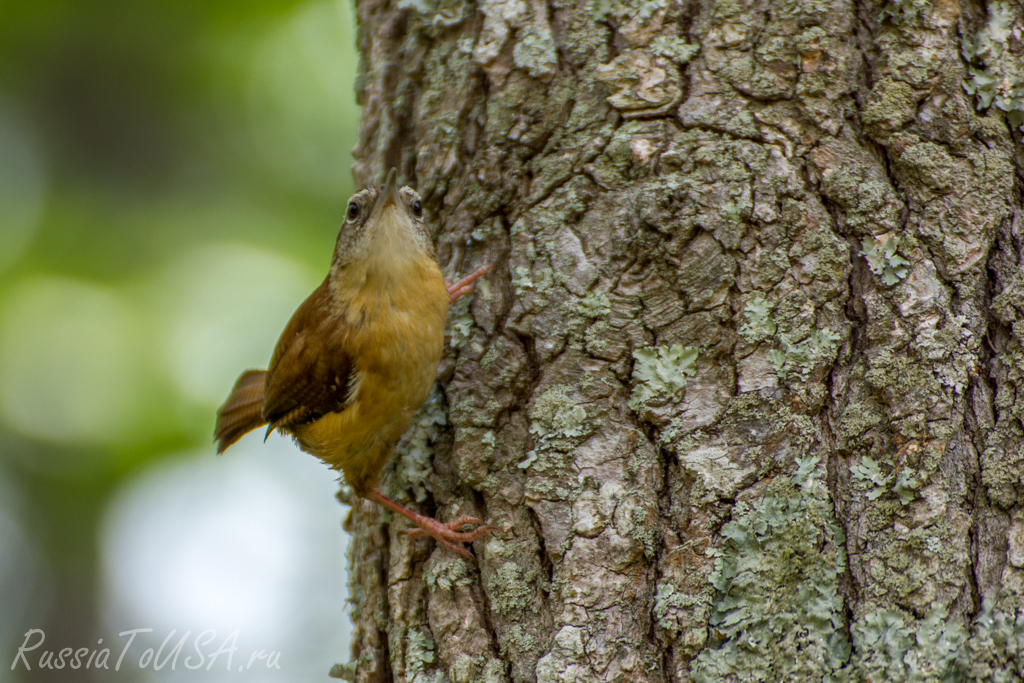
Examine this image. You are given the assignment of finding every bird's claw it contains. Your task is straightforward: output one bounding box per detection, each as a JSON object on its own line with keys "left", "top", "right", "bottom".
{"left": 447, "top": 264, "right": 494, "bottom": 303}
{"left": 404, "top": 516, "right": 492, "bottom": 541}
{"left": 402, "top": 515, "right": 494, "bottom": 560}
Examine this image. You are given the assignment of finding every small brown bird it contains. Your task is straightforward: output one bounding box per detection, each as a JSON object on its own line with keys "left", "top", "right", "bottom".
{"left": 214, "top": 169, "right": 493, "bottom": 560}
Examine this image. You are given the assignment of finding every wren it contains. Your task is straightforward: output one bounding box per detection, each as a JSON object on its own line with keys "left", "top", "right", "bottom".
{"left": 214, "top": 169, "right": 493, "bottom": 560}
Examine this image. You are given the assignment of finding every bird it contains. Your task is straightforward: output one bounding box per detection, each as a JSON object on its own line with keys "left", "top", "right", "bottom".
{"left": 213, "top": 169, "right": 493, "bottom": 560}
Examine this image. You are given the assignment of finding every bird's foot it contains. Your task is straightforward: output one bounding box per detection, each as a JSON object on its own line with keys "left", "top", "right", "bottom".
{"left": 404, "top": 516, "right": 494, "bottom": 560}
{"left": 447, "top": 264, "right": 494, "bottom": 303}
{"left": 405, "top": 516, "right": 491, "bottom": 541}
{"left": 368, "top": 490, "right": 492, "bottom": 561}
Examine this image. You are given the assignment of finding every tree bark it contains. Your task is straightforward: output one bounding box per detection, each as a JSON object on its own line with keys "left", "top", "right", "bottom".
{"left": 334, "top": 0, "right": 1024, "bottom": 681}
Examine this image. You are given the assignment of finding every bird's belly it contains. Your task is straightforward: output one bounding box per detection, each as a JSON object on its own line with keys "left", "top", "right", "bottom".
{"left": 292, "top": 289, "right": 447, "bottom": 489}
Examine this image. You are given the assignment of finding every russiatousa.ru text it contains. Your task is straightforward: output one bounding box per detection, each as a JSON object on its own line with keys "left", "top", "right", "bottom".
{"left": 10, "top": 628, "right": 282, "bottom": 672}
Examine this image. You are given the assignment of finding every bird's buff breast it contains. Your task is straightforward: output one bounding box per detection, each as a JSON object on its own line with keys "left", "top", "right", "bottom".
{"left": 293, "top": 259, "right": 449, "bottom": 483}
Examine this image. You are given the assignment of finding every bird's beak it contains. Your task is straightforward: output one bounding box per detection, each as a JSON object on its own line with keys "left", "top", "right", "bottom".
{"left": 374, "top": 168, "right": 400, "bottom": 213}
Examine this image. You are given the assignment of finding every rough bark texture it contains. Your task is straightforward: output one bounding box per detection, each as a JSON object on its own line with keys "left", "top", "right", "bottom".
{"left": 333, "top": 0, "right": 1024, "bottom": 681}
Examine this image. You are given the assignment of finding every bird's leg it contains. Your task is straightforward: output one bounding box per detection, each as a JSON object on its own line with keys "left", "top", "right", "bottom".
{"left": 447, "top": 264, "right": 494, "bottom": 303}
{"left": 367, "top": 489, "right": 493, "bottom": 561}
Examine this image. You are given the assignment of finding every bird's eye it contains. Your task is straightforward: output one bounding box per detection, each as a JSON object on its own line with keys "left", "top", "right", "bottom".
{"left": 347, "top": 202, "right": 359, "bottom": 220}
{"left": 412, "top": 200, "right": 422, "bottom": 217}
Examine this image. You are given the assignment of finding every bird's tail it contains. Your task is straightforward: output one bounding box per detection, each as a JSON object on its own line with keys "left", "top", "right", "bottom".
{"left": 214, "top": 369, "right": 268, "bottom": 454}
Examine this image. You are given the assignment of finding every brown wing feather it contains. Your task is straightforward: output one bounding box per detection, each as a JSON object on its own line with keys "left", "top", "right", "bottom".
{"left": 262, "top": 277, "right": 354, "bottom": 433}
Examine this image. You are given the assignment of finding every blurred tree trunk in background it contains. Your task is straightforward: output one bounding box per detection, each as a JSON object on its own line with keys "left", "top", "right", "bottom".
{"left": 336, "top": 0, "right": 1024, "bottom": 681}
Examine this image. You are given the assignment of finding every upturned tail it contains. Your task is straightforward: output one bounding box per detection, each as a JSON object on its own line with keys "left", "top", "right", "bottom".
{"left": 214, "top": 369, "right": 268, "bottom": 454}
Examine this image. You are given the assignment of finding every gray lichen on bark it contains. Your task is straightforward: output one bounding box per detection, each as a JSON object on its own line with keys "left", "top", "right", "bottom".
{"left": 334, "top": 0, "right": 1024, "bottom": 681}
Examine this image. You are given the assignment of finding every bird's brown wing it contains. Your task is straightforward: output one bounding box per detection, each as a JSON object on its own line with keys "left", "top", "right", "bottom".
{"left": 261, "top": 277, "right": 355, "bottom": 433}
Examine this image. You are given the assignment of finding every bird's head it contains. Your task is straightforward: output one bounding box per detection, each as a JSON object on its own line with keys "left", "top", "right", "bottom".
{"left": 332, "top": 168, "right": 435, "bottom": 269}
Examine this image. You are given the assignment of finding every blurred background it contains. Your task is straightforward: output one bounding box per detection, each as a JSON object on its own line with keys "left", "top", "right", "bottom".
{"left": 0, "top": 0, "right": 360, "bottom": 680}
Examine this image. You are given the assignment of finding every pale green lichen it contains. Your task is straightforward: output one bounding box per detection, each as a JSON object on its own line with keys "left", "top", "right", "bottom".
{"left": 691, "top": 457, "right": 851, "bottom": 682}
{"left": 452, "top": 312, "right": 475, "bottom": 342}
{"left": 850, "top": 456, "right": 921, "bottom": 506}
{"left": 619, "top": 496, "right": 659, "bottom": 560}
{"left": 862, "top": 235, "right": 910, "bottom": 285}
{"left": 395, "top": 0, "right": 470, "bottom": 28}
{"left": 392, "top": 385, "right": 447, "bottom": 502}
{"left": 448, "top": 295, "right": 475, "bottom": 349}
{"left": 765, "top": 599, "right": 1024, "bottom": 680}
{"left": 512, "top": 266, "right": 534, "bottom": 296}
{"left": 396, "top": 0, "right": 434, "bottom": 13}
{"left": 850, "top": 456, "right": 891, "bottom": 500}
{"left": 481, "top": 660, "right": 505, "bottom": 683}
{"left": 424, "top": 555, "right": 475, "bottom": 593}
{"left": 628, "top": 344, "right": 698, "bottom": 411}
{"left": 449, "top": 656, "right": 478, "bottom": 683}
{"left": 406, "top": 629, "right": 437, "bottom": 680}
{"left": 739, "top": 294, "right": 777, "bottom": 343}
{"left": 470, "top": 222, "right": 492, "bottom": 243}
{"left": 590, "top": 0, "right": 668, "bottom": 22}
{"left": 487, "top": 562, "right": 536, "bottom": 616}
{"left": 589, "top": 0, "right": 612, "bottom": 19}
{"left": 881, "top": 0, "right": 931, "bottom": 25}
{"left": 584, "top": 320, "right": 612, "bottom": 355}
{"left": 654, "top": 581, "right": 712, "bottom": 642}
{"left": 767, "top": 329, "right": 840, "bottom": 381}
{"left": 718, "top": 199, "right": 748, "bottom": 223}
{"left": 845, "top": 604, "right": 966, "bottom": 681}
{"left": 516, "top": 451, "right": 538, "bottom": 469}
{"left": 504, "top": 625, "right": 536, "bottom": 653}
{"left": 513, "top": 23, "right": 558, "bottom": 79}
{"left": 909, "top": 313, "right": 975, "bottom": 395}
{"left": 633, "top": 0, "right": 668, "bottom": 21}
{"left": 892, "top": 468, "right": 921, "bottom": 505}
{"left": 530, "top": 386, "right": 587, "bottom": 440}
{"left": 958, "top": 600, "right": 1024, "bottom": 679}
{"left": 650, "top": 36, "right": 699, "bottom": 64}
{"left": 449, "top": 655, "right": 496, "bottom": 683}
{"left": 578, "top": 290, "right": 611, "bottom": 318}
{"left": 961, "top": 2, "right": 1024, "bottom": 132}
{"left": 520, "top": 386, "right": 588, "bottom": 469}
{"left": 481, "top": 430, "right": 496, "bottom": 449}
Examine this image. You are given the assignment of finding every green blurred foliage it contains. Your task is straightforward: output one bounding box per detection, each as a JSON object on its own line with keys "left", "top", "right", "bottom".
{"left": 0, "top": 0, "right": 360, "bottom": 674}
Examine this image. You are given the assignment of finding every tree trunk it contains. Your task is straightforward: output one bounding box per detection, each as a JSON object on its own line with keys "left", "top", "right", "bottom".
{"left": 334, "top": 0, "right": 1024, "bottom": 681}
